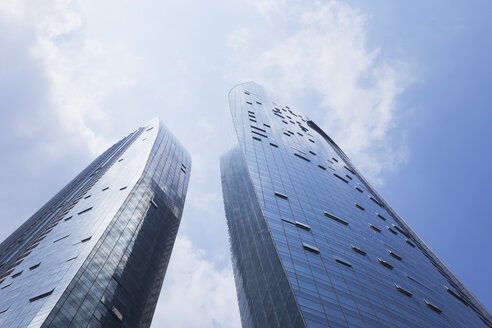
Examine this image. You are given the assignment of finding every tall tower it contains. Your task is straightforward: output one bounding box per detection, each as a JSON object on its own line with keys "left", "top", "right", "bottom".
{"left": 0, "top": 118, "right": 191, "bottom": 327}
{"left": 221, "top": 82, "right": 491, "bottom": 327}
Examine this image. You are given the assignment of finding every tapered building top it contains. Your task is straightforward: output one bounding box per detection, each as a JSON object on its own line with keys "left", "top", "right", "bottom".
{"left": 0, "top": 118, "right": 191, "bottom": 327}
{"left": 221, "top": 82, "right": 491, "bottom": 327}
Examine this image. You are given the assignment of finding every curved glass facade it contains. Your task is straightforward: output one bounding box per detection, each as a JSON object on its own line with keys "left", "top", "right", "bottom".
{"left": 221, "top": 82, "right": 491, "bottom": 327}
{"left": 0, "top": 118, "right": 191, "bottom": 327}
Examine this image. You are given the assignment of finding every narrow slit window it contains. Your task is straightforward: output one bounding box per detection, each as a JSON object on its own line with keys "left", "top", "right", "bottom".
{"left": 118, "top": 158, "right": 124, "bottom": 162}
{"left": 376, "top": 213, "right": 387, "bottom": 221}
{"left": 309, "top": 151, "right": 316, "bottom": 156}
{"left": 444, "top": 286, "right": 469, "bottom": 306}
{"left": 294, "top": 221, "right": 311, "bottom": 231}
{"left": 11, "top": 271, "right": 23, "bottom": 278}
{"left": 249, "top": 119, "right": 257, "bottom": 123}
{"left": 84, "top": 194, "right": 91, "bottom": 199}
{"left": 29, "top": 263, "right": 41, "bottom": 270}
{"left": 81, "top": 236, "right": 92, "bottom": 243}
{"left": 102, "top": 187, "right": 109, "bottom": 191}
{"left": 269, "top": 143, "right": 278, "bottom": 148}
{"left": 345, "top": 175, "right": 353, "bottom": 180}
{"left": 333, "top": 173, "right": 348, "bottom": 183}
{"left": 244, "top": 91, "right": 250, "bottom": 95}
{"left": 387, "top": 226, "right": 398, "bottom": 235}
{"left": 370, "top": 224, "right": 381, "bottom": 232}
{"left": 120, "top": 186, "right": 127, "bottom": 191}
{"left": 246, "top": 101, "right": 252, "bottom": 105}
{"left": 283, "top": 132, "right": 290, "bottom": 137}
{"left": 323, "top": 211, "right": 348, "bottom": 226}
{"left": 29, "top": 289, "right": 54, "bottom": 302}
{"left": 344, "top": 165, "right": 355, "bottom": 174}
{"left": 355, "top": 187, "right": 363, "bottom": 193}
{"left": 332, "top": 157, "right": 339, "bottom": 162}
{"left": 256, "top": 101, "right": 262, "bottom": 105}
{"left": 64, "top": 216, "right": 73, "bottom": 222}
{"left": 248, "top": 110, "right": 254, "bottom": 114}
{"left": 251, "top": 130, "right": 268, "bottom": 138}
{"left": 53, "top": 234, "right": 70, "bottom": 243}
{"left": 405, "top": 239, "right": 416, "bottom": 248}
{"left": 281, "top": 217, "right": 295, "bottom": 225}
{"left": 294, "top": 153, "right": 310, "bottom": 162}
{"left": 393, "top": 224, "right": 411, "bottom": 238}
{"left": 394, "top": 283, "right": 413, "bottom": 297}
{"left": 252, "top": 136, "right": 261, "bottom": 142}
{"left": 351, "top": 245, "right": 367, "bottom": 256}
{"left": 369, "top": 196, "right": 384, "bottom": 208}
{"left": 78, "top": 207, "right": 93, "bottom": 215}
{"left": 0, "top": 306, "right": 9, "bottom": 314}
{"left": 355, "top": 203, "right": 365, "bottom": 211}
{"left": 251, "top": 125, "right": 267, "bottom": 133}
{"left": 302, "top": 242, "right": 320, "bottom": 254}
{"left": 388, "top": 250, "right": 402, "bottom": 261}
{"left": 1, "top": 282, "right": 12, "bottom": 290}
{"left": 146, "top": 127, "right": 154, "bottom": 131}
{"left": 274, "top": 191, "right": 288, "bottom": 200}
{"left": 67, "top": 256, "right": 78, "bottom": 262}
{"left": 318, "top": 165, "right": 326, "bottom": 170}
{"left": 424, "top": 300, "right": 442, "bottom": 314}
{"left": 264, "top": 124, "right": 270, "bottom": 128}
{"left": 378, "top": 258, "right": 394, "bottom": 270}
{"left": 112, "top": 306, "right": 123, "bottom": 322}
{"left": 335, "top": 258, "right": 352, "bottom": 267}
{"left": 309, "top": 139, "right": 315, "bottom": 143}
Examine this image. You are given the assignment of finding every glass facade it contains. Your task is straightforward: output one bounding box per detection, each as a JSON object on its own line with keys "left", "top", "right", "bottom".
{"left": 221, "top": 82, "right": 491, "bottom": 327}
{"left": 0, "top": 118, "right": 191, "bottom": 327}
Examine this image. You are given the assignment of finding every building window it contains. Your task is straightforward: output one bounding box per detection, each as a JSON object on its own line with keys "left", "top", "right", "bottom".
{"left": 344, "top": 165, "right": 355, "bottom": 174}
{"left": 81, "top": 236, "right": 92, "bottom": 243}
{"left": 394, "top": 283, "right": 413, "bottom": 297}
{"left": 120, "top": 186, "right": 127, "bottom": 191}
{"left": 64, "top": 216, "right": 73, "bottom": 222}
{"left": 29, "top": 289, "right": 54, "bottom": 302}
{"left": 252, "top": 136, "right": 262, "bottom": 142}
{"left": 323, "top": 211, "right": 348, "bottom": 225}
{"left": 53, "top": 234, "right": 70, "bottom": 243}
{"left": 335, "top": 257, "right": 352, "bottom": 267}
{"left": 369, "top": 224, "right": 381, "bottom": 232}
{"left": 333, "top": 173, "right": 349, "bottom": 183}
{"left": 270, "top": 143, "right": 278, "bottom": 148}
{"left": 388, "top": 250, "right": 402, "bottom": 261}
{"left": 302, "top": 242, "right": 320, "bottom": 254}
{"left": 405, "top": 239, "right": 416, "bottom": 248}
{"left": 295, "top": 221, "right": 311, "bottom": 231}
{"left": 369, "top": 196, "right": 384, "bottom": 208}
{"left": 444, "top": 286, "right": 469, "bottom": 306}
{"left": 29, "top": 263, "right": 41, "bottom": 270}
{"left": 102, "top": 187, "right": 109, "bottom": 191}
{"left": 387, "top": 226, "right": 398, "bottom": 235}
{"left": 318, "top": 165, "right": 326, "bottom": 170}
{"left": 118, "top": 158, "right": 124, "bottom": 162}
{"left": 146, "top": 127, "right": 154, "bottom": 131}
{"left": 354, "top": 203, "right": 365, "bottom": 211}
{"left": 355, "top": 186, "right": 363, "bottom": 193}
{"left": 274, "top": 191, "right": 288, "bottom": 200}
{"left": 332, "top": 157, "right": 339, "bottom": 162}
{"left": 351, "top": 245, "right": 367, "bottom": 256}
{"left": 378, "top": 258, "right": 394, "bottom": 270}
{"left": 345, "top": 174, "right": 353, "bottom": 180}
{"left": 246, "top": 101, "right": 252, "bottom": 105}
{"left": 11, "top": 271, "right": 23, "bottom": 278}
{"left": 294, "top": 153, "right": 310, "bottom": 162}
{"left": 424, "top": 300, "right": 442, "bottom": 314}
{"left": 84, "top": 194, "right": 91, "bottom": 199}
{"left": 376, "top": 213, "right": 387, "bottom": 221}
{"left": 78, "top": 207, "right": 93, "bottom": 215}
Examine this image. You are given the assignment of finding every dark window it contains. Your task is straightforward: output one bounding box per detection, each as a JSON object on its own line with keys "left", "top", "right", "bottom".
{"left": 370, "top": 224, "right": 381, "bottom": 232}
{"left": 120, "top": 186, "right": 127, "bottom": 191}
{"left": 295, "top": 221, "right": 311, "bottom": 231}
{"left": 344, "top": 165, "right": 355, "bottom": 174}
{"left": 81, "top": 236, "right": 92, "bottom": 243}
{"left": 323, "top": 211, "right": 348, "bottom": 225}
{"left": 118, "top": 158, "right": 124, "bottom": 162}
{"left": 309, "top": 151, "right": 316, "bottom": 156}
{"left": 387, "top": 226, "right": 398, "bottom": 235}
{"left": 274, "top": 191, "right": 288, "bottom": 200}
{"left": 378, "top": 258, "right": 394, "bottom": 270}
{"left": 249, "top": 119, "right": 257, "bottom": 123}
{"left": 253, "top": 136, "right": 262, "bottom": 142}
{"left": 0, "top": 306, "right": 9, "bottom": 314}
{"left": 308, "top": 139, "right": 315, "bottom": 143}
{"left": 333, "top": 173, "right": 348, "bottom": 183}
{"left": 388, "top": 250, "right": 402, "bottom": 261}
{"left": 345, "top": 174, "right": 353, "bottom": 180}
{"left": 405, "top": 239, "right": 416, "bottom": 248}
{"left": 53, "top": 234, "right": 70, "bottom": 243}
{"left": 84, "top": 194, "right": 91, "bottom": 199}
{"left": 394, "top": 283, "right": 413, "bottom": 297}
{"left": 244, "top": 91, "right": 250, "bottom": 95}
{"left": 369, "top": 196, "right": 384, "bottom": 208}
{"left": 29, "top": 263, "right": 41, "bottom": 270}
{"left": 78, "top": 207, "right": 93, "bottom": 215}
{"left": 29, "top": 289, "right": 54, "bottom": 302}
{"left": 11, "top": 271, "right": 23, "bottom": 278}
{"left": 256, "top": 101, "right": 262, "bottom": 105}
{"left": 444, "top": 286, "right": 469, "bottom": 306}
{"left": 294, "top": 153, "right": 310, "bottom": 162}
{"left": 302, "top": 243, "right": 320, "bottom": 254}
{"left": 64, "top": 216, "right": 73, "bottom": 222}
{"left": 146, "top": 127, "right": 154, "bottom": 131}
{"left": 1, "top": 282, "right": 12, "bottom": 290}
{"left": 335, "top": 258, "right": 352, "bottom": 267}
{"left": 351, "top": 245, "right": 367, "bottom": 256}
{"left": 355, "top": 187, "right": 363, "bottom": 193}
{"left": 424, "top": 300, "right": 442, "bottom": 314}
{"left": 67, "top": 256, "right": 78, "bottom": 262}
{"left": 376, "top": 213, "right": 387, "bottom": 221}
{"left": 269, "top": 143, "right": 278, "bottom": 148}
{"left": 355, "top": 203, "right": 365, "bottom": 211}
{"left": 102, "top": 187, "right": 109, "bottom": 191}
{"left": 246, "top": 101, "right": 252, "bottom": 105}
{"left": 251, "top": 125, "right": 267, "bottom": 133}
{"left": 252, "top": 130, "right": 268, "bottom": 138}
{"left": 264, "top": 124, "right": 270, "bottom": 128}
{"left": 332, "top": 157, "right": 339, "bottom": 162}
{"left": 318, "top": 165, "right": 326, "bottom": 170}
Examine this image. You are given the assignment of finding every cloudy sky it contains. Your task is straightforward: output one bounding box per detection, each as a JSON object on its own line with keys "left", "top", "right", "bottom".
{"left": 0, "top": 0, "right": 490, "bottom": 326}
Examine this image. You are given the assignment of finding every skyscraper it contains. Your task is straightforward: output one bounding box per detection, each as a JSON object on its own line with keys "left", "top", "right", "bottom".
{"left": 0, "top": 118, "right": 191, "bottom": 327}
{"left": 221, "top": 82, "right": 491, "bottom": 327}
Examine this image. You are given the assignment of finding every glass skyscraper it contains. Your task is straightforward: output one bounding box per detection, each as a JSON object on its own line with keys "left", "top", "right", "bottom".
{"left": 0, "top": 118, "right": 191, "bottom": 327}
{"left": 221, "top": 82, "right": 491, "bottom": 327}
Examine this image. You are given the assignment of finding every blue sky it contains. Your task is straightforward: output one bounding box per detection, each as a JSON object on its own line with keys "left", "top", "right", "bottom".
{"left": 0, "top": 0, "right": 490, "bottom": 326}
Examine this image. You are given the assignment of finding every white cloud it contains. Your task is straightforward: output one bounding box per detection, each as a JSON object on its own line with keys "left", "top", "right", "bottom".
{"left": 230, "top": 0, "right": 413, "bottom": 184}
{"left": 153, "top": 236, "right": 241, "bottom": 328}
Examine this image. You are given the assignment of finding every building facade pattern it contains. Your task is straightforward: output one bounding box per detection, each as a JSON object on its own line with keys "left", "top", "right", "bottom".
{"left": 0, "top": 118, "right": 190, "bottom": 327}
{"left": 221, "top": 82, "right": 491, "bottom": 328}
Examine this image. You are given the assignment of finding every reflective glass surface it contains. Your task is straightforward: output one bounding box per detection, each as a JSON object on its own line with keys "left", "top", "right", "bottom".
{"left": 0, "top": 118, "right": 191, "bottom": 327}
{"left": 221, "top": 82, "right": 491, "bottom": 327}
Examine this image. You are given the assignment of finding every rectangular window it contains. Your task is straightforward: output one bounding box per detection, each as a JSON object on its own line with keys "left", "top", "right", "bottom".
{"left": 309, "top": 151, "right": 316, "bottom": 156}
{"left": 369, "top": 196, "right": 384, "bottom": 208}
{"left": 318, "top": 165, "right": 326, "bottom": 170}
{"left": 387, "top": 226, "right": 398, "bottom": 235}
{"left": 274, "top": 113, "right": 284, "bottom": 119}
{"left": 308, "top": 139, "right": 315, "bottom": 143}
{"left": 249, "top": 119, "right": 257, "bottom": 123}
{"left": 252, "top": 136, "right": 262, "bottom": 142}
{"left": 376, "top": 213, "right": 387, "bottom": 221}
{"left": 333, "top": 173, "right": 349, "bottom": 183}
{"left": 355, "top": 187, "right": 363, "bottom": 193}
{"left": 394, "top": 283, "right": 413, "bottom": 297}
{"left": 120, "top": 186, "right": 127, "bottom": 191}
{"left": 335, "top": 258, "right": 352, "bottom": 267}
{"left": 11, "top": 271, "right": 23, "bottom": 278}
{"left": 248, "top": 110, "right": 254, "bottom": 114}
{"left": 344, "top": 165, "right": 355, "bottom": 175}
{"left": 29, "top": 289, "right": 54, "bottom": 302}
{"left": 256, "top": 101, "right": 262, "bottom": 105}
{"left": 388, "top": 250, "right": 402, "bottom": 261}
{"left": 269, "top": 143, "right": 278, "bottom": 148}
{"left": 405, "top": 239, "right": 416, "bottom": 248}
{"left": 264, "top": 124, "right": 270, "bottom": 128}
{"left": 295, "top": 221, "right": 311, "bottom": 231}
{"left": 369, "top": 224, "right": 381, "bottom": 232}
{"left": 302, "top": 242, "right": 320, "bottom": 254}
{"left": 323, "top": 211, "right": 348, "bottom": 225}
{"left": 283, "top": 132, "right": 290, "bottom": 137}
{"left": 29, "top": 263, "right": 41, "bottom": 270}
{"left": 274, "top": 191, "right": 288, "bottom": 200}
{"left": 118, "top": 158, "right": 124, "bottom": 162}
{"left": 393, "top": 224, "right": 411, "bottom": 238}
{"left": 351, "top": 245, "right": 367, "bottom": 256}
{"left": 102, "top": 187, "right": 109, "bottom": 191}
{"left": 332, "top": 157, "right": 339, "bottom": 162}
{"left": 246, "top": 101, "right": 252, "bottom": 105}
{"left": 251, "top": 125, "right": 267, "bottom": 133}
{"left": 345, "top": 174, "right": 353, "bottom": 180}
{"left": 83, "top": 194, "right": 91, "bottom": 199}
{"left": 294, "top": 153, "right": 310, "bottom": 162}
{"left": 81, "top": 236, "right": 92, "bottom": 243}
{"left": 64, "top": 216, "right": 73, "bottom": 222}
{"left": 378, "top": 258, "right": 394, "bottom": 270}
{"left": 251, "top": 130, "right": 268, "bottom": 138}
{"left": 354, "top": 203, "right": 365, "bottom": 211}
{"left": 424, "top": 300, "right": 442, "bottom": 314}
{"left": 53, "top": 234, "right": 70, "bottom": 243}
{"left": 78, "top": 207, "right": 93, "bottom": 215}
